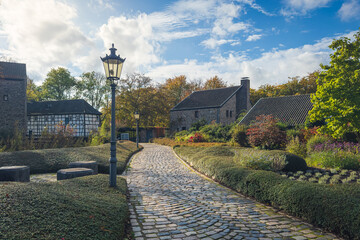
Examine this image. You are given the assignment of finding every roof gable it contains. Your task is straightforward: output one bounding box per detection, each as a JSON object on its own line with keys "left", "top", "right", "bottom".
{"left": 0, "top": 61, "right": 26, "bottom": 80}
{"left": 27, "top": 99, "right": 102, "bottom": 115}
{"left": 171, "top": 86, "right": 241, "bottom": 111}
{"left": 240, "top": 94, "right": 313, "bottom": 125}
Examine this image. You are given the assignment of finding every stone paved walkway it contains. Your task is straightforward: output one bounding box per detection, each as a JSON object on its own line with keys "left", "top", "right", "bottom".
{"left": 126, "top": 144, "right": 339, "bottom": 240}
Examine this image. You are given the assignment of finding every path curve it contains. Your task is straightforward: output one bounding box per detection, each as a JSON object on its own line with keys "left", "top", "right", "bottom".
{"left": 126, "top": 144, "right": 338, "bottom": 240}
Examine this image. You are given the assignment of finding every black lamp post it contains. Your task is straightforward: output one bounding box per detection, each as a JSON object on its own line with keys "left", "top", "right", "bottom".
{"left": 134, "top": 112, "right": 140, "bottom": 148}
{"left": 100, "top": 43, "right": 125, "bottom": 187}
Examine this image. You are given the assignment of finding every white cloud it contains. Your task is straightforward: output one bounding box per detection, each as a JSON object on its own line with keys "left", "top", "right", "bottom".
{"left": 281, "top": 0, "right": 332, "bottom": 16}
{"left": 201, "top": 38, "right": 238, "bottom": 49}
{"left": 237, "top": 0, "right": 275, "bottom": 16}
{"left": 0, "top": 0, "right": 93, "bottom": 82}
{"left": 148, "top": 31, "right": 357, "bottom": 89}
{"left": 246, "top": 34, "right": 262, "bottom": 42}
{"left": 338, "top": 0, "right": 360, "bottom": 21}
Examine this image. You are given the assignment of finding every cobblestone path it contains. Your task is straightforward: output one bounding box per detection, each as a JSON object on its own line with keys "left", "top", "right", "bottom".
{"left": 126, "top": 144, "right": 339, "bottom": 240}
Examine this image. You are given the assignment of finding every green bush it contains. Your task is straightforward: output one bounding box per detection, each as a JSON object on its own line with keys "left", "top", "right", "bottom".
{"left": 0, "top": 142, "right": 139, "bottom": 174}
{"left": 306, "top": 150, "right": 360, "bottom": 170}
{"left": 286, "top": 137, "right": 307, "bottom": 158}
{"left": 306, "top": 135, "right": 330, "bottom": 155}
{"left": 233, "top": 148, "right": 307, "bottom": 172}
{"left": 189, "top": 119, "right": 208, "bottom": 132}
{"left": 0, "top": 175, "right": 129, "bottom": 239}
{"left": 231, "top": 124, "right": 248, "bottom": 147}
{"left": 199, "top": 123, "right": 232, "bottom": 142}
{"left": 174, "top": 146, "right": 360, "bottom": 240}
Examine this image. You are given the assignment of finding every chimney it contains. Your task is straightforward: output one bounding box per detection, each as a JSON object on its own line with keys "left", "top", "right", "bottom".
{"left": 240, "top": 77, "right": 251, "bottom": 110}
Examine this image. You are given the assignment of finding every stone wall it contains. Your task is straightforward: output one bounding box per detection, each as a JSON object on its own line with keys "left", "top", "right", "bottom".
{"left": 219, "top": 93, "right": 237, "bottom": 125}
{"left": 0, "top": 79, "right": 27, "bottom": 135}
{"left": 170, "top": 108, "right": 219, "bottom": 132}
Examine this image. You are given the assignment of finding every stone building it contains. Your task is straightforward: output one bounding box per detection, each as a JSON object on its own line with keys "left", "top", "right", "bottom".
{"left": 240, "top": 94, "right": 313, "bottom": 126}
{"left": 0, "top": 61, "right": 27, "bottom": 135}
{"left": 27, "top": 99, "right": 102, "bottom": 137}
{"left": 170, "top": 77, "right": 251, "bottom": 133}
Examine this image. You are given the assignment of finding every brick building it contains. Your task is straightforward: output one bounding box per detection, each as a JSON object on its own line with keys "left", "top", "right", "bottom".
{"left": 170, "top": 77, "right": 251, "bottom": 133}
{"left": 0, "top": 61, "right": 27, "bottom": 135}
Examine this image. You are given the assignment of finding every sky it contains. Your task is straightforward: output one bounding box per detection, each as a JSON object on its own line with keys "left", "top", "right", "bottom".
{"left": 0, "top": 0, "right": 359, "bottom": 89}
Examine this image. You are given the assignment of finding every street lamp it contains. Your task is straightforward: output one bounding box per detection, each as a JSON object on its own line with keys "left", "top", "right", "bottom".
{"left": 134, "top": 112, "right": 140, "bottom": 148}
{"left": 101, "top": 43, "right": 125, "bottom": 187}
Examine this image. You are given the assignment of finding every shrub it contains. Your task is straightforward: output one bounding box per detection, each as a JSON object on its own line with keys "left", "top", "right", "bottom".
{"left": 231, "top": 124, "right": 248, "bottom": 147}
{"left": 188, "top": 132, "right": 205, "bottom": 143}
{"left": 306, "top": 134, "right": 330, "bottom": 155}
{"left": 286, "top": 137, "right": 307, "bottom": 158}
{"left": 246, "top": 115, "right": 286, "bottom": 149}
{"left": 189, "top": 119, "right": 207, "bottom": 132}
{"left": 307, "top": 150, "right": 360, "bottom": 170}
{"left": 199, "top": 123, "right": 232, "bottom": 142}
{"left": 233, "top": 148, "right": 307, "bottom": 172}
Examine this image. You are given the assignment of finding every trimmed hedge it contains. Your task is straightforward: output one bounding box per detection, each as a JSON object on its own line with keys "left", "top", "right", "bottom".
{"left": 0, "top": 175, "right": 129, "bottom": 239}
{"left": 233, "top": 148, "right": 307, "bottom": 172}
{"left": 0, "top": 141, "right": 140, "bottom": 174}
{"left": 174, "top": 146, "right": 360, "bottom": 240}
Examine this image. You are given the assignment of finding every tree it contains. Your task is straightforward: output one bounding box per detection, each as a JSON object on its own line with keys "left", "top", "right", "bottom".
{"left": 26, "top": 78, "right": 43, "bottom": 101}
{"left": 42, "top": 67, "right": 76, "bottom": 100}
{"left": 309, "top": 30, "right": 360, "bottom": 140}
{"left": 75, "top": 71, "right": 109, "bottom": 110}
{"left": 161, "top": 75, "right": 196, "bottom": 106}
{"left": 203, "top": 75, "right": 227, "bottom": 90}
{"left": 115, "top": 73, "right": 169, "bottom": 128}
{"left": 250, "top": 71, "right": 319, "bottom": 105}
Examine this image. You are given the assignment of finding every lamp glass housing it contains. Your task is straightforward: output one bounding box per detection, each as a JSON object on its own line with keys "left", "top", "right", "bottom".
{"left": 134, "top": 112, "right": 140, "bottom": 120}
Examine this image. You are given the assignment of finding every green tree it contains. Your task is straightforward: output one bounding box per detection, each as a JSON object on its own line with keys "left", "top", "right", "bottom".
{"left": 26, "top": 78, "right": 43, "bottom": 101}
{"left": 42, "top": 67, "right": 76, "bottom": 100}
{"left": 75, "top": 71, "right": 109, "bottom": 110}
{"left": 309, "top": 30, "right": 360, "bottom": 140}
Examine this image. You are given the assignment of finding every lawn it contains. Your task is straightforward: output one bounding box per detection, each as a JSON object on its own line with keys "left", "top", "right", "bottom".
{"left": 0, "top": 141, "right": 140, "bottom": 174}
{"left": 0, "top": 175, "right": 129, "bottom": 240}
{"left": 174, "top": 145, "right": 360, "bottom": 240}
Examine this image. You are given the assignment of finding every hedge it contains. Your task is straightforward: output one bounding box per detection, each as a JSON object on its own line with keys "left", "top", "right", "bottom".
{"left": 0, "top": 141, "right": 140, "bottom": 174}
{"left": 0, "top": 175, "right": 129, "bottom": 239}
{"left": 174, "top": 146, "right": 360, "bottom": 240}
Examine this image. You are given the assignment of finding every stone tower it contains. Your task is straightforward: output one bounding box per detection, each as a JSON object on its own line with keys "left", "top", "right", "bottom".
{"left": 0, "top": 61, "right": 27, "bottom": 135}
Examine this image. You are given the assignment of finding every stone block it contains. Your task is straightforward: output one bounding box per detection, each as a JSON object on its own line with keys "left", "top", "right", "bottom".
{"left": 68, "top": 161, "right": 98, "bottom": 174}
{"left": 57, "top": 168, "right": 94, "bottom": 181}
{"left": 0, "top": 166, "right": 30, "bottom": 182}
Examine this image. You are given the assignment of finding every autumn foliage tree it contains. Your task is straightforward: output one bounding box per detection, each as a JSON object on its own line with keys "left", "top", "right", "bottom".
{"left": 246, "top": 115, "right": 286, "bottom": 149}
{"left": 310, "top": 29, "right": 360, "bottom": 141}
{"left": 250, "top": 71, "right": 318, "bottom": 105}
{"left": 203, "top": 75, "right": 227, "bottom": 90}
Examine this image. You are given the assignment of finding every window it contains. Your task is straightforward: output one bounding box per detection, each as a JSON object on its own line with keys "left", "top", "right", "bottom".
{"left": 195, "top": 111, "right": 199, "bottom": 118}
{"left": 3, "top": 95, "right": 8, "bottom": 101}
{"left": 182, "top": 127, "right": 186, "bottom": 131}
{"left": 226, "top": 110, "right": 229, "bottom": 117}
{"left": 230, "top": 111, "right": 233, "bottom": 118}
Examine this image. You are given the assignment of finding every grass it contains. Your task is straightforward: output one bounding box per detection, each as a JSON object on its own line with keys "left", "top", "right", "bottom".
{"left": 0, "top": 140, "right": 140, "bottom": 174}
{"left": 174, "top": 145, "right": 360, "bottom": 240}
{"left": 0, "top": 175, "right": 129, "bottom": 240}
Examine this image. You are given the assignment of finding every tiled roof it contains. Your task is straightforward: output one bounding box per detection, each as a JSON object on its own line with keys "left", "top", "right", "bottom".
{"left": 240, "top": 94, "right": 313, "bottom": 125}
{"left": 171, "top": 86, "right": 242, "bottom": 111}
{"left": 0, "top": 61, "right": 26, "bottom": 80}
{"left": 27, "top": 99, "right": 102, "bottom": 116}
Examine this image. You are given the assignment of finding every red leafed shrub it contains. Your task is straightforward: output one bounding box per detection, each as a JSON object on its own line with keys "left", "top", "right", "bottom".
{"left": 246, "top": 115, "right": 286, "bottom": 149}
{"left": 188, "top": 132, "right": 204, "bottom": 143}
{"left": 300, "top": 126, "right": 320, "bottom": 141}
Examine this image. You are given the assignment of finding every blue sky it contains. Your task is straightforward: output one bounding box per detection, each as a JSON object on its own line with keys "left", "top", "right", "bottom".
{"left": 0, "top": 0, "right": 359, "bottom": 88}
